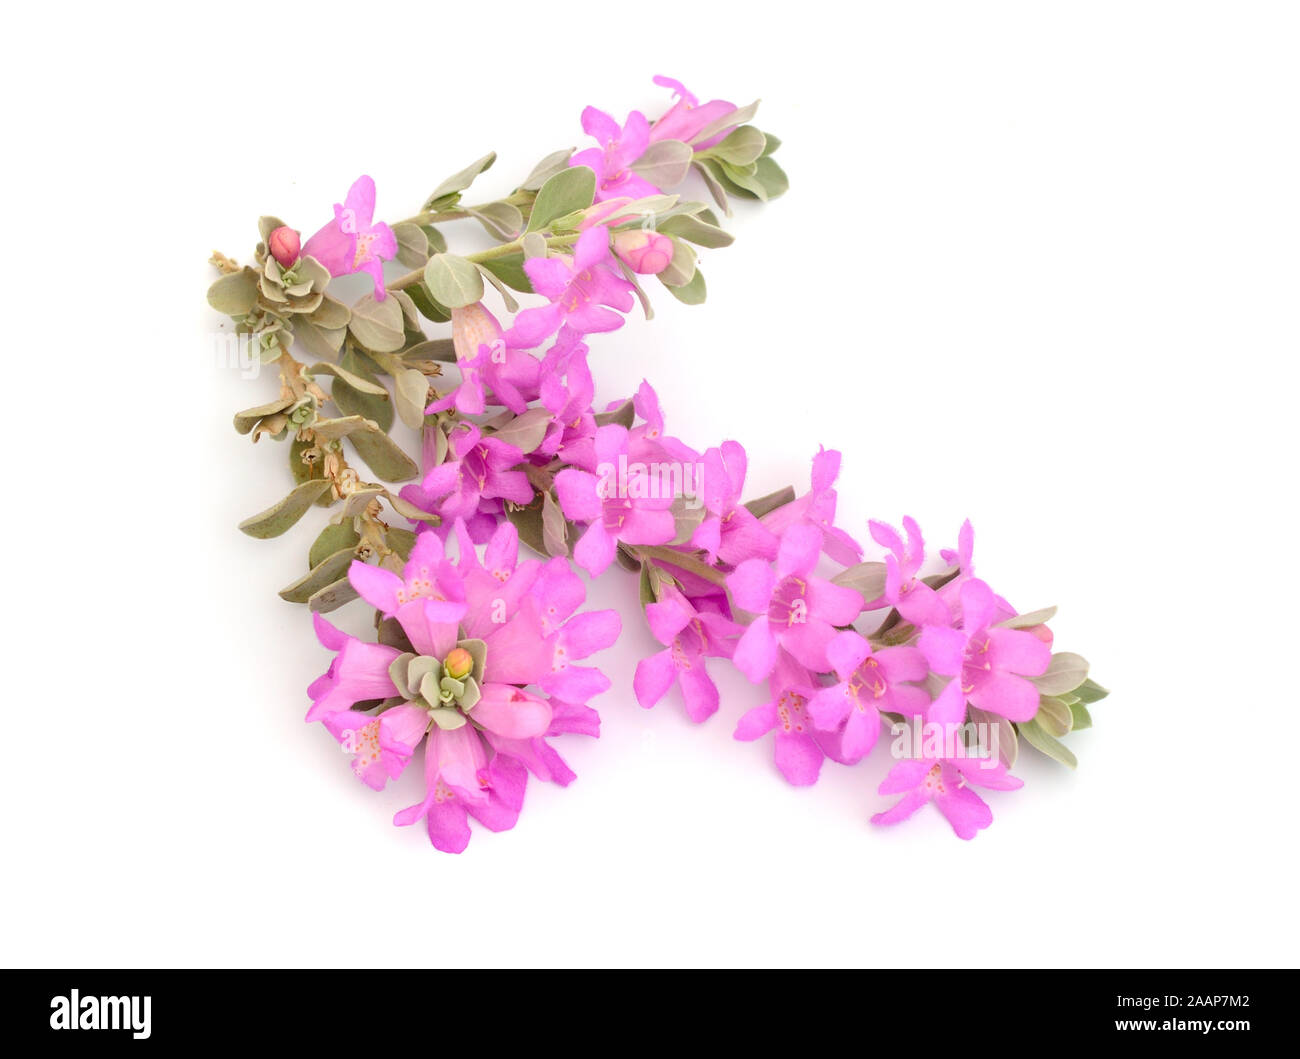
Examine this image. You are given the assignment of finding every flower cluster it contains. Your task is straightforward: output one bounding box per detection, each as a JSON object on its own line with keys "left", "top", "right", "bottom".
{"left": 211, "top": 76, "right": 1100, "bottom": 853}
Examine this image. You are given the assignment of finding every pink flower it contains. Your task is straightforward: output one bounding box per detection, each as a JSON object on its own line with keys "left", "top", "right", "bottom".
{"left": 509, "top": 227, "right": 635, "bottom": 347}
{"left": 871, "top": 682, "right": 1023, "bottom": 840}
{"left": 728, "top": 524, "right": 864, "bottom": 680}
{"left": 866, "top": 516, "right": 950, "bottom": 625}
{"left": 612, "top": 229, "right": 673, "bottom": 274}
{"left": 554, "top": 423, "right": 677, "bottom": 576}
{"left": 649, "top": 75, "right": 739, "bottom": 150}
{"left": 571, "top": 108, "right": 661, "bottom": 202}
{"left": 807, "top": 631, "right": 931, "bottom": 761}
{"left": 634, "top": 585, "right": 741, "bottom": 722}
{"left": 918, "top": 578, "right": 1051, "bottom": 722}
{"left": 307, "top": 524, "right": 618, "bottom": 853}
{"left": 733, "top": 649, "right": 835, "bottom": 786}
{"left": 301, "top": 175, "right": 398, "bottom": 300}
{"left": 691, "top": 440, "right": 779, "bottom": 565}
{"left": 399, "top": 422, "right": 533, "bottom": 522}
{"left": 761, "top": 448, "right": 863, "bottom": 566}
{"left": 267, "top": 226, "right": 300, "bottom": 267}
{"left": 426, "top": 303, "right": 540, "bottom": 416}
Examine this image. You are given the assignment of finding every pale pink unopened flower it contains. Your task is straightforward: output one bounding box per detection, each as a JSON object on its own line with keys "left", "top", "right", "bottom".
{"left": 268, "top": 226, "right": 301, "bottom": 267}
{"left": 613, "top": 229, "right": 673, "bottom": 274}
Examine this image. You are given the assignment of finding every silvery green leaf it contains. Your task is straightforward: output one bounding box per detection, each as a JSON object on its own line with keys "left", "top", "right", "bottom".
{"left": 521, "top": 147, "right": 575, "bottom": 191}
{"left": 402, "top": 338, "right": 456, "bottom": 363}
{"left": 290, "top": 315, "right": 346, "bottom": 359}
{"left": 377, "top": 617, "right": 415, "bottom": 653}
{"left": 238, "top": 479, "right": 333, "bottom": 539}
{"left": 348, "top": 427, "right": 419, "bottom": 482}
{"left": 692, "top": 99, "right": 760, "bottom": 144}
{"left": 488, "top": 407, "right": 551, "bottom": 453}
{"left": 967, "top": 706, "right": 1018, "bottom": 770}
{"left": 393, "top": 368, "right": 430, "bottom": 430}
{"left": 743, "top": 486, "right": 796, "bottom": 519}
{"left": 657, "top": 213, "right": 735, "bottom": 248}
{"left": 309, "top": 522, "right": 360, "bottom": 568}
{"left": 527, "top": 166, "right": 596, "bottom": 232}
{"left": 706, "top": 126, "right": 766, "bottom": 166}
{"left": 504, "top": 495, "right": 547, "bottom": 555}
{"left": 658, "top": 238, "right": 697, "bottom": 287}
{"left": 760, "top": 131, "right": 782, "bottom": 156}
{"left": 719, "top": 159, "right": 768, "bottom": 201}
{"left": 310, "top": 415, "right": 375, "bottom": 441}
{"left": 458, "top": 677, "right": 481, "bottom": 711}
{"left": 469, "top": 201, "right": 524, "bottom": 241}
{"left": 296, "top": 256, "right": 331, "bottom": 292}
{"left": 392, "top": 222, "right": 430, "bottom": 269}
{"left": 1069, "top": 701, "right": 1093, "bottom": 731}
{"left": 541, "top": 491, "right": 568, "bottom": 558}
{"left": 382, "top": 528, "right": 413, "bottom": 562}
{"left": 521, "top": 232, "right": 547, "bottom": 259}
{"left": 1017, "top": 717, "right": 1077, "bottom": 768}
{"left": 207, "top": 269, "right": 260, "bottom": 316}
{"left": 335, "top": 487, "right": 385, "bottom": 519}
{"left": 423, "top": 253, "right": 484, "bottom": 309}
{"left": 289, "top": 436, "right": 329, "bottom": 489}
{"left": 831, "top": 561, "right": 888, "bottom": 602}
{"left": 693, "top": 159, "right": 731, "bottom": 216}
{"left": 308, "top": 362, "right": 390, "bottom": 397}
{"left": 630, "top": 139, "right": 693, "bottom": 189}
{"left": 594, "top": 398, "right": 635, "bottom": 429}
{"left": 478, "top": 253, "right": 532, "bottom": 294}
{"left": 664, "top": 268, "right": 706, "bottom": 304}
{"left": 457, "top": 638, "right": 488, "bottom": 683}
{"left": 754, "top": 156, "right": 789, "bottom": 199}
{"left": 391, "top": 289, "right": 421, "bottom": 330}
{"left": 1031, "top": 652, "right": 1090, "bottom": 696}
{"left": 405, "top": 282, "right": 451, "bottom": 322}
{"left": 308, "top": 576, "right": 359, "bottom": 614}
{"left": 386, "top": 492, "right": 441, "bottom": 524}
{"left": 998, "top": 606, "right": 1058, "bottom": 629}
{"left": 348, "top": 294, "right": 405, "bottom": 353}
{"left": 428, "top": 707, "right": 467, "bottom": 730}
{"left": 1035, "top": 696, "right": 1074, "bottom": 738}
{"left": 406, "top": 656, "right": 440, "bottom": 699}
{"left": 388, "top": 653, "right": 416, "bottom": 692}
{"left": 309, "top": 296, "right": 351, "bottom": 330}
{"left": 279, "top": 548, "right": 357, "bottom": 603}
{"left": 476, "top": 264, "right": 519, "bottom": 313}
{"left": 425, "top": 151, "right": 497, "bottom": 206}
{"left": 233, "top": 397, "right": 295, "bottom": 435}
{"left": 332, "top": 350, "right": 394, "bottom": 432}
{"left": 1072, "top": 678, "right": 1110, "bottom": 704}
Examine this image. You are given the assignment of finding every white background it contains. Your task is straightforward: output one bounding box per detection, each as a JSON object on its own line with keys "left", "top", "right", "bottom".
{"left": 3, "top": 1, "right": 1296, "bottom": 967}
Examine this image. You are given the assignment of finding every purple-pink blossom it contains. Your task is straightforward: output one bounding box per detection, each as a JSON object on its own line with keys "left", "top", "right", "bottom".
{"left": 301, "top": 175, "right": 397, "bottom": 300}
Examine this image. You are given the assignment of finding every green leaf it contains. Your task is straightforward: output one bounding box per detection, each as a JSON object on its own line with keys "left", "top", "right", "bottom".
{"left": 405, "top": 282, "right": 451, "bottom": 322}
{"left": 593, "top": 398, "right": 635, "bottom": 429}
{"left": 692, "top": 100, "right": 760, "bottom": 144}
{"left": 468, "top": 202, "right": 524, "bottom": 241}
{"left": 1072, "top": 678, "right": 1110, "bottom": 704}
{"left": 279, "top": 548, "right": 357, "bottom": 603}
{"left": 331, "top": 350, "right": 393, "bottom": 433}
{"left": 541, "top": 491, "right": 568, "bottom": 557}
{"left": 393, "top": 367, "right": 430, "bottom": 430}
{"left": 754, "top": 156, "right": 789, "bottom": 199}
{"left": 347, "top": 426, "right": 420, "bottom": 482}
{"left": 307, "top": 362, "right": 390, "bottom": 397}
{"left": 1035, "top": 696, "right": 1074, "bottom": 738}
{"left": 1069, "top": 701, "right": 1093, "bottom": 731}
{"left": 386, "top": 492, "right": 442, "bottom": 525}
{"left": 831, "top": 561, "right": 887, "bottom": 602}
{"left": 423, "top": 254, "right": 484, "bottom": 309}
{"left": 718, "top": 159, "right": 768, "bottom": 201}
{"left": 658, "top": 238, "right": 697, "bottom": 287}
{"left": 664, "top": 268, "right": 706, "bottom": 305}
{"left": 743, "top": 486, "right": 796, "bottom": 519}
{"left": 425, "top": 152, "right": 497, "bottom": 207}
{"left": 307, "top": 576, "right": 360, "bottom": 614}
{"left": 238, "top": 479, "right": 332, "bottom": 539}
{"left": 1017, "top": 717, "right": 1078, "bottom": 768}
{"left": 309, "top": 522, "right": 360, "bottom": 569}
{"left": 487, "top": 407, "right": 551, "bottom": 453}
{"left": 478, "top": 253, "right": 532, "bottom": 293}
{"left": 207, "top": 269, "right": 260, "bottom": 316}
{"left": 694, "top": 159, "right": 732, "bottom": 216}
{"left": 657, "top": 213, "right": 735, "bottom": 248}
{"left": 233, "top": 397, "right": 294, "bottom": 435}
{"left": 520, "top": 147, "right": 574, "bottom": 191}
{"left": 706, "top": 126, "right": 766, "bottom": 166}
{"left": 348, "top": 294, "right": 405, "bottom": 353}
{"left": 527, "top": 166, "right": 596, "bottom": 232}
{"left": 392, "top": 222, "right": 430, "bottom": 269}
{"left": 386, "top": 527, "right": 417, "bottom": 560}
{"left": 998, "top": 606, "right": 1058, "bottom": 629}
{"left": 1032, "top": 652, "right": 1091, "bottom": 696}
{"left": 421, "top": 225, "right": 448, "bottom": 254}
{"left": 630, "top": 139, "right": 693, "bottom": 189}
{"left": 504, "top": 495, "right": 547, "bottom": 556}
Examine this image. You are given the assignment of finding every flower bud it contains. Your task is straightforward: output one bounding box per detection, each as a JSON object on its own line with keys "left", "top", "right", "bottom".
{"left": 268, "top": 226, "right": 301, "bottom": 268}
{"left": 613, "top": 229, "right": 673, "bottom": 275}
{"left": 444, "top": 647, "right": 474, "bottom": 680}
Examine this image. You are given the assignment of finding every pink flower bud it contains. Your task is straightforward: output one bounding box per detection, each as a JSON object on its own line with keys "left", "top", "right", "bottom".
{"left": 444, "top": 647, "right": 474, "bottom": 680}
{"left": 268, "top": 226, "right": 301, "bottom": 268}
{"left": 1025, "top": 624, "right": 1055, "bottom": 648}
{"left": 613, "top": 229, "right": 674, "bottom": 275}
